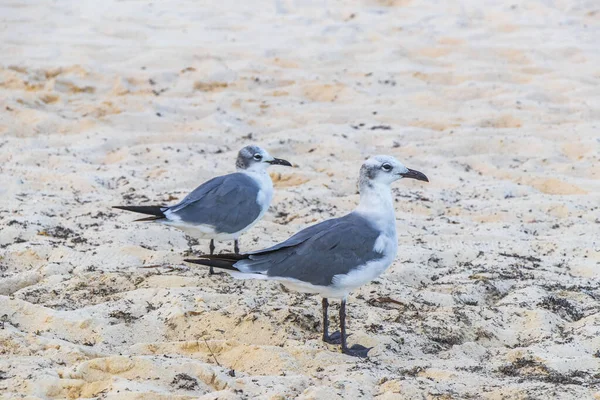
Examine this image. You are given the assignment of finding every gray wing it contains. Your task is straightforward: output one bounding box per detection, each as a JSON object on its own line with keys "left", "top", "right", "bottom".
{"left": 238, "top": 213, "right": 383, "bottom": 286}
{"left": 166, "top": 173, "right": 262, "bottom": 234}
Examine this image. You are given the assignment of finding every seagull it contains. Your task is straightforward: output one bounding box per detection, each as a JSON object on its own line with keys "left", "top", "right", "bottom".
{"left": 185, "top": 155, "right": 428, "bottom": 356}
{"left": 114, "top": 145, "right": 292, "bottom": 274}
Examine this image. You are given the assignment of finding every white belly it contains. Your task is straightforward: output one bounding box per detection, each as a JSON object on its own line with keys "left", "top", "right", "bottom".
{"left": 228, "top": 273, "right": 353, "bottom": 299}
{"left": 159, "top": 220, "right": 239, "bottom": 240}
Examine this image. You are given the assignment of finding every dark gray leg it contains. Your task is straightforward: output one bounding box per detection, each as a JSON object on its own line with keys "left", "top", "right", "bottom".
{"left": 339, "top": 299, "right": 370, "bottom": 357}
{"left": 234, "top": 239, "right": 240, "bottom": 254}
{"left": 209, "top": 239, "right": 215, "bottom": 275}
{"left": 322, "top": 298, "right": 341, "bottom": 344}
{"left": 339, "top": 299, "right": 348, "bottom": 351}
{"left": 322, "top": 298, "right": 329, "bottom": 341}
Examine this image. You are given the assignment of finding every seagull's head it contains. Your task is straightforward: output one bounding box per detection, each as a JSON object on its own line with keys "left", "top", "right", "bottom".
{"left": 360, "top": 155, "right": 429, "bottom": 188}
{"left": 236, "top": 145, "right": 292, "bottom": 172}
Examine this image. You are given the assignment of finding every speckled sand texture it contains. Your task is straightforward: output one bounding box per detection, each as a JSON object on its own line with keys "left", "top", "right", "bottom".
{"left": 1, "top": 0, "right": 600, "bottom": 398}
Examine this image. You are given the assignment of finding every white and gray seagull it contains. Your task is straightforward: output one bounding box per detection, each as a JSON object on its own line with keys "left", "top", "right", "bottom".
{"left": 185, "top": 155, "right": 428, "bottom": 356}
{"left": 114, "top": 145, "right": 292, "bottom": 274}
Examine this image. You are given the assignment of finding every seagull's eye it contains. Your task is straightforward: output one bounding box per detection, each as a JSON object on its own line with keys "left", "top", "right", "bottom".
{"left": 381, "top": 163, "right": 392, "bottom": 172}
{"left": 253, "top": 154, "right": 263, "bottom": 161}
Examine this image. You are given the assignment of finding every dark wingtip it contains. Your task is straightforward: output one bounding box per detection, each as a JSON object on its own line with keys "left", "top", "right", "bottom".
{"left": 184, "top": 259, "right": 204, "bottom": 264}
{"left": 111, "top": 205, "right": 166, "bottom": 218}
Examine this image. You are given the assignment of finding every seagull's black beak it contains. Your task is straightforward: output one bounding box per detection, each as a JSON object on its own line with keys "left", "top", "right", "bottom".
{"left": 400, "top": 168, "right": 429, "bottom": 182}
{"left": 267, "top": 158, "right": 292, "bottom": 167}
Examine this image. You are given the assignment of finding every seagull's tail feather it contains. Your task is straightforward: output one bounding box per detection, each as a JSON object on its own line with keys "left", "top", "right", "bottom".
{"left": 185, "top": 253, "right": 248, "bottom": 272}
{"left": 113, "top": 206, "right": 166, "bottom": 221}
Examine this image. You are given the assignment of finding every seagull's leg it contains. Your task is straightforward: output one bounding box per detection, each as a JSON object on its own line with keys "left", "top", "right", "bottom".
{"left": 339, "top": 299, "right": 370, "bottom": 358}
{"left": 322, "top": 298, "right": 329, "bottom": 341}
{"left": 208, "top": 239, "right": 215, "bottom": 275}
{"left": 339, "top": 298, "right": 349, "bottom": 352}
{"left": 322, "top": 298, "right": 342, "bottom": 344}
{"left": 234, "top": 239, "right": 240, "bottom": 254}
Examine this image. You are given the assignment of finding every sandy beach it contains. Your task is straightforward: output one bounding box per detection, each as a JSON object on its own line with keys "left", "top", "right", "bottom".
{"left": 1, "top": 0, "right": 600, "bottom": 398}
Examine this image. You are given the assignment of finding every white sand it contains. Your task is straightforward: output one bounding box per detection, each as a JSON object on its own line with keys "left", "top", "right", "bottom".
{"left": 1, "top": 0, "right": 599, "bottom": 398}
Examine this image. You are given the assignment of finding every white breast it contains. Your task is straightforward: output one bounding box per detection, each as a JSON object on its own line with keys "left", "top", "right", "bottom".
{"left": 244, "top": 170, "right": 273, "bottom": 214}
